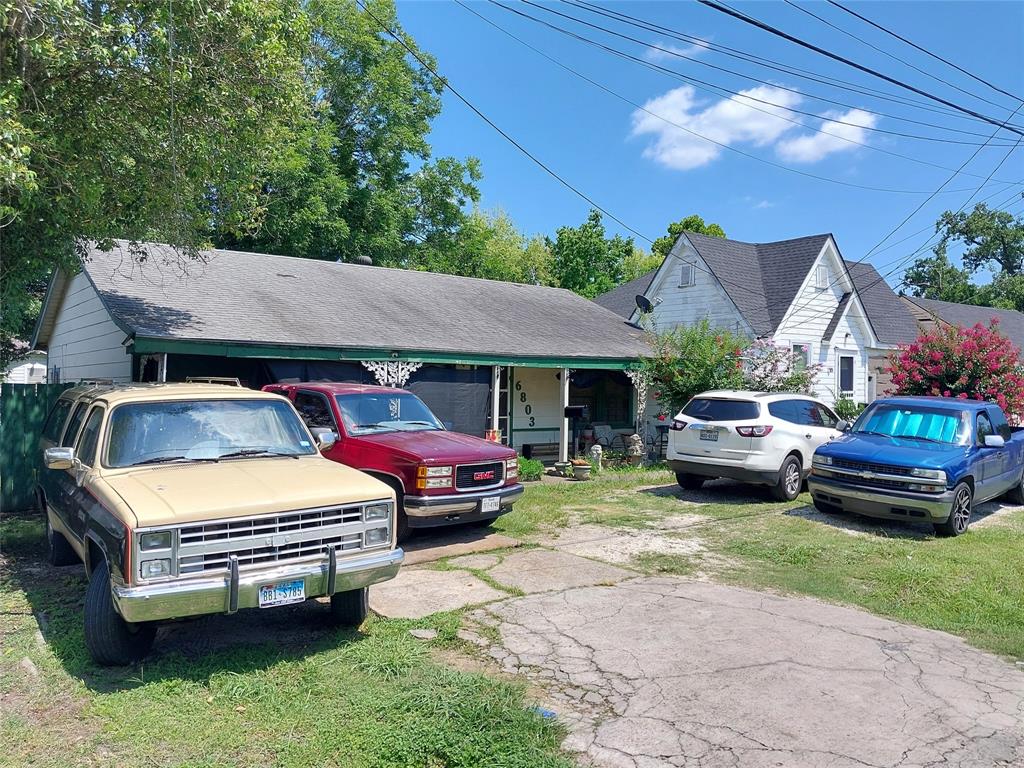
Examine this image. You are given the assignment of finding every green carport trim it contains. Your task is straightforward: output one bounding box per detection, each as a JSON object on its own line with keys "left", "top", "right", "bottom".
{"left": 130, "top": 337, "right": 641, "bottom": 370}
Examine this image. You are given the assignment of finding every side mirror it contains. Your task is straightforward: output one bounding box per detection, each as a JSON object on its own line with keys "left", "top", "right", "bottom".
{"left": 310, "top": 427, "right": 338, "bottom": 450}
{"left": 44, "top": 446, "right": 76, "bottom": 470}
{"left": 836, "top": 420, "right": 850, "bottom": 432}
{"left": 983, "top": 434, "right": 1005, "bottom": 448}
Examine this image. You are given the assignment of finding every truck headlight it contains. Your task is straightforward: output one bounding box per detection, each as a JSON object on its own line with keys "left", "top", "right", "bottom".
{"left": 419, "top": 465, "right": 452, "bottom": 477}
{"left": 812, "top": 455, "right": 833, "bottom": 466}
{"left": 910, "top": 468, "right": 946, "bottom": 482}
{"left": 505, "top": 457, "right": 518, "bottom": 478}
{"left": 140, "top": 559, "right": 171, "bottom": 579}
{"left": 422, "top": 477, "right": 451, "bottom": 489}
{"left": 364, "top": 527, "right": 389, "bottom": 547}
{"left": 140, "top": 530, "right": 173, "bottom": 551}
{"left": 364, "top": 503, "right": 391, "bottom": 522}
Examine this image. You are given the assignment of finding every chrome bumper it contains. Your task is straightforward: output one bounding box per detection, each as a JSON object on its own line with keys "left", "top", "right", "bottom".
{"left": 403, "top": 483, "right": 524, "bottom": 518}
{"left": 113, "top": 548, "right": 404, "bottom": 623}
{"left": 808, "top": 475, "right": 953, "bottom": 521}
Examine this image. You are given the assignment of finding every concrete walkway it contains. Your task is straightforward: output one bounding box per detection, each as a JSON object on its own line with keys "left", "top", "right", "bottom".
{"left": 469, "top": 578, "right": 1024, "bottom": 768}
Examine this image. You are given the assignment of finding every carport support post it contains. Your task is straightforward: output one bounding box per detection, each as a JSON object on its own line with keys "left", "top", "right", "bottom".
{"left": 559, "top": 367, "right": 570, "bottom": 463}
{"left": 490, "top": 365, "right": 501, "bottom": 435}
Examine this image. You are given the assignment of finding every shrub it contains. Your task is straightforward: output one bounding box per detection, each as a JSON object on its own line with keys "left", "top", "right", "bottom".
{"left": 833, "top": 396, "right": 865, "bottom": 422}
{"left": 742, "top": 338, "right": 823, "bottom": 393}
{"left": 517, "top": 457, "right": 544, "bottom": 481}
{"left": 642, "top": 319, "right": 746, "bottom": 414}
{"left": 885, "top": 320, "right": 1024, "bottom": 422}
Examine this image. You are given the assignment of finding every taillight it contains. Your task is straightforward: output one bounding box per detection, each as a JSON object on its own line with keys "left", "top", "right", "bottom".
{"left": 736, "top": 425, "right": 774, "bottom": 437}
{"left": 669, "top": 419, "right": 687, "bottom": 431}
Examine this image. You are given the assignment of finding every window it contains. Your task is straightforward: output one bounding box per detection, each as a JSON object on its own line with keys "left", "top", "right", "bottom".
{"left": 977, "top": 413, "right": 994, "bottom": 444}
{"left": 679, "top": 263, "right": 695, "bottom": 287}
{"left": 768, "top": 400, "right": 798, "bottom": 423}
{"left": 838, "top": 355, "right": 854, "bottom": 395}
{"left": 60, "top": 402, "right": 88, "bottom": 447}
{"left": 75, "top": 407, "right": 104, "bottom": 467}
{"left": 791, "top": 400, "right": 839, "bottom": 428}
{"left": 988, "top": 407, "right": 1011, "bottom": 440}
{"left": 334, "top": 392, "right": 444, "bottom": 436}
{"left": 815, "top": 265, "right": 829, "bottom": 290}
{"left": 294, "top": 391, "right": 337, "bottom": 431}
{"left": 791, "top": 343, "right": 809, "bottom": 371}
{"left": 42, "top": 399, "right": 73, "bottom": 443}
{"left": 682, "top": 398, "right": 760, "bottom": 421}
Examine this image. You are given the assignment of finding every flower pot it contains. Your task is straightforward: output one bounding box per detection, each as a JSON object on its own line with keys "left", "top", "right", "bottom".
{"left": 573, "top": 465, "right": 592, "bottom": 481}
{"left": 553, "top": 461, "right": 572, "bottom": 477}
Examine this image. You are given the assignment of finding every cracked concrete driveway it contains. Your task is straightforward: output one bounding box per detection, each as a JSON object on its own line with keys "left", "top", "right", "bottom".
{"left": 469, "top": 578, "right": 1024, "bottom": 768}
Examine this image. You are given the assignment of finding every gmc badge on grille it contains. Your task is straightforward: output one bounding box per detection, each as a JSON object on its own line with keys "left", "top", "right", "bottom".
{"left": 474, "top": 470, "right": 495, "bottom": 481}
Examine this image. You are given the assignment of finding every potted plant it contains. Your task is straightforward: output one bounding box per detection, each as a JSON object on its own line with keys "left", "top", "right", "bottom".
{"left": 553, "top": 460, "right": 572, "bottom": 477}
{"left": 570, "top": 458, "right": 592, "bottom": 480}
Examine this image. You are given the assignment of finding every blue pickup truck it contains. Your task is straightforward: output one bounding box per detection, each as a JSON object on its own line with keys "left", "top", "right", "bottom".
{"left": 809, "top": 396, "right": 1024, "bottom": 536}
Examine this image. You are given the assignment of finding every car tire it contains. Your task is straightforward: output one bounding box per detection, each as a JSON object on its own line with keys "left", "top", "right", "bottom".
{"left": 46, "top": 514, "right": 78, "bottom": 567}
{"left": 771, "top": 455, "right": 803, "bottom": 502}
{"left": 934, "top": 482, "right": 973, "bottom": 537}
{"left": 329, "top": 587, "right": 368, "bottom": 628}
{"left": 1006, "top": 474, "right": 1024, "bottom": 505}
{"left": 675, "top": 472, "right": 705, "bottom": 491}
{"left": 84, "top": 560, "right": 156, "bottom": 666}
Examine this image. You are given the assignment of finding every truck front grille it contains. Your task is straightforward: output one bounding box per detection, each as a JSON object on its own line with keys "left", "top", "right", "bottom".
{"left": 833, "top": 459, "right": 911, "bottom": 476}
{"left": 455, "top": 461, "right": 504, "bottom": 490}
{"left": 175, "top": 503, "right": 384, "bottom": 575}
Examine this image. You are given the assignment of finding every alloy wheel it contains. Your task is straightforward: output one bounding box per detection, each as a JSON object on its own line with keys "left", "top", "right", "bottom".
{"left": 952, "top": 486, "right": 972, "bottom": 533}
{"left": 785, "top": 462, "right": 801, "bottom": 496}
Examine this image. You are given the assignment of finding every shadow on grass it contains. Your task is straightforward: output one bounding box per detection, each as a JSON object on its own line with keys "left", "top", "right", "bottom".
{"left": 0, "top": 510, "right": 370, "bottom": 694}
{"left": 640, "top": 478, "right": 784, "bottom": 506}
{"left": 784, "top": 498, "right": 1009, "bottom": 540}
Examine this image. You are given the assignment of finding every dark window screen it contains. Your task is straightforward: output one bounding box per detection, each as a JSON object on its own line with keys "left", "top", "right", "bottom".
{"left": 683, "top": 398, "right": 760, "bottom": 421}
{"left": 839, "top": 357, "right": 854, "bottom": 393}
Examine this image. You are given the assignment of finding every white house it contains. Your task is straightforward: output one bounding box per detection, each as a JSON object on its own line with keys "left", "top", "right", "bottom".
{"left": 595, "top": 231, "right": 920, "bottom": 410}
{"left": 2, "top": 348, "right": 47, "bottom": 384}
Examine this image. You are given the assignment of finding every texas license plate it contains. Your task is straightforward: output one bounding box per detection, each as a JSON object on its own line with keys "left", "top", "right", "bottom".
{"left": 258, "top": 579, "right": 305, "bottom": 608}
{"left": 481, "top": 497, "right": 500, "bottom": 513}
{"left": 700, "top": 430, "right": 719, "bottom": 442}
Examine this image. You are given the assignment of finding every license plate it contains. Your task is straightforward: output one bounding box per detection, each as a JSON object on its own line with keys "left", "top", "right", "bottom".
{"left": 258, "top": 579, "right": 305, "bottom": 608}
{"left": 481, "top": 497, "right": 500, "bottom": 513}
{"left": 700, "top": 430, "right": 719, "bottom": 442}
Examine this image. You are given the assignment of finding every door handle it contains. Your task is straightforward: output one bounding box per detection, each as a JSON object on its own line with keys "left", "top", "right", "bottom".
{"left": 805, "top": 434, "right": 813, "bottom": 439}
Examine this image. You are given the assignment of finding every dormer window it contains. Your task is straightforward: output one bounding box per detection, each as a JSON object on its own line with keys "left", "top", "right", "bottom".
{"left": 679, "top": 263, "right": 695, "bottom": 287}
{"left": 815, "top": 265, "right": 829, "bottom": 290}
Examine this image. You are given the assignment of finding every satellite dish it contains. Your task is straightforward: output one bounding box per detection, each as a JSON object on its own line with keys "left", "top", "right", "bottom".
{"left": 635, "top": 295, "right": 661, "bottom": 314}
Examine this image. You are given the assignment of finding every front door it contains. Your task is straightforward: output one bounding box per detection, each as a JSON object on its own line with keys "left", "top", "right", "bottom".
{"left": 48, "top": 401, "right": 90, "bottom": 545}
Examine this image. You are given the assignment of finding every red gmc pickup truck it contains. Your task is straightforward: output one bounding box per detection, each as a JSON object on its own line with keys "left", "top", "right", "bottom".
{"left": 263, "top": 382, "right": 523, "bottom": 539}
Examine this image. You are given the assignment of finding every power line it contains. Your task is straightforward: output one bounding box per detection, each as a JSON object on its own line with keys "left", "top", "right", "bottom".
{"left": 515, "top": 0, "right": 1019, "bottom": 145}
{"left": 565, "top": 0, "right": 1017, "bottom": 130}
{"left": 826, "top": 0, "right": 1024, "bottom": 106}
{"left": 782, "top": 0, "right": 1016, "bottom": 113}
{"left": 696, "top": 0, "right": 1024, "bottom": 139}
{"left": 479, "top": 0, "right": 1022, "bottom": 186}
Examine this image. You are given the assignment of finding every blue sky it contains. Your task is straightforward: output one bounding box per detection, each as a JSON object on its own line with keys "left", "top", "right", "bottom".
{"left": 396, "top": 0, "right": 1024, "bottom": 286}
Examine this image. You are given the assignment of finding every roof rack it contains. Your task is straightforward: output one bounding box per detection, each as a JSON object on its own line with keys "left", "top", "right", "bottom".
{"left": 185, "top": 376, "right": 243, "bottom": 387}
{"left": 74, "top": 379, "right": 115, "bottom": 386}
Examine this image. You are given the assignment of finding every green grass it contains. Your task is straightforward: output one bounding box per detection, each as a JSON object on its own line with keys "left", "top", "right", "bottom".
{"left": 0, "top": 515, "right": 571, "bottom": 768}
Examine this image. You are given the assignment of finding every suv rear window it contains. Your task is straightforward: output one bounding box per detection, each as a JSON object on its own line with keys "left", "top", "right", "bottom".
{"left": 683, "top": 398, "right": 760, "bottom": 422}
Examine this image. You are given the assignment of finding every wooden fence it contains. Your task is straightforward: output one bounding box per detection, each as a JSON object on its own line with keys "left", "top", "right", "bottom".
{"left": 1, "top": 383, "right": 73, "bottom": 512}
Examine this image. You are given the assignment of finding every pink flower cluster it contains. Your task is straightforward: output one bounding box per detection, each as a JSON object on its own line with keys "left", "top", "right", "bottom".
{"left": 886, "top": 321, "right": 1024, "bottom": 423}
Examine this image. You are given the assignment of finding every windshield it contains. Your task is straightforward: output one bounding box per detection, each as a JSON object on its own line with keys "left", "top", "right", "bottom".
{"left": 106, "top": 399, "right": 317, "bottom": 467}
{"left": 335, "top": 392, "right": 444, "bottom": 436}
{"left": 852, "top": 403, "right": 969, "bottom": 445}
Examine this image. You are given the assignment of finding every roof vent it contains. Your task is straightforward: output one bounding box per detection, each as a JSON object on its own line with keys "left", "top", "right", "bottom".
{"left": 354, "top": 254, "right": 373, "bottom": 266}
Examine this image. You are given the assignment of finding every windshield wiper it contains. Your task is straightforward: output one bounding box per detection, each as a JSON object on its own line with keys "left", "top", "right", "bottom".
{"left": 900, "top": 435, "right": 944, "bottom": 444}
{"left": 855, "top": 430, "right": 893, "bottom": 438}
{"left": 129, "top": 455, "right": 219, "bottom": 467}
{"left": 354, "top": 423, "right": 388, "bottom": 430}
{"left": 217, "top": 449, "right": 300, "bottom": 460}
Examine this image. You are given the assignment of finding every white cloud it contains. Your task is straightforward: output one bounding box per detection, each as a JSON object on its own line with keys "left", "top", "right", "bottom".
{"left": 631, "top": 85, "right": 877, "bottom": 171}
{"left": 630, "top": 85, "right": 801, "bottom": 170}
{"left": 753, "top": 199, "right": 775, "bottom": 209}
{"left": 645, "top": 38, "right": 712, "bottom": 62}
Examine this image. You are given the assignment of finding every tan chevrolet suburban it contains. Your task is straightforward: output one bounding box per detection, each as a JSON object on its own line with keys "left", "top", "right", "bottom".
{"left": 37, "top": 382, "right": 403, "bottom": 665}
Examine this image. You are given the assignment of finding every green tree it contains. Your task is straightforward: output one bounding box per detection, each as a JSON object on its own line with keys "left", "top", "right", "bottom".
{"left": 621, "top": 247, "right": 662, "bottom": 282}
{"left": 1, "top": 0, "right": 311, "bottom": 364}
{"left": 902, "top": 247, "right": 979, "bottom": 304}
{"left": 938, "top": 204, "right": 1024, "bottom": 275}
{"left": 548, "top": 210, "right": 633, "bottom": 298}
{"left": 651, "top": 214, "right": 727, "bottom": 260}
{"left": 641, "top": 319, "right": 746, "bottom": 414}
{"left": 221, "top": 0, "right": 481, "bottom": 266}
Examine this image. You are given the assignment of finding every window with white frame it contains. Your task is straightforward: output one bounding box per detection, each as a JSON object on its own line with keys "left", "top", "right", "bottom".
{"left": 791, "top": 343, "right": 809, "bottom": 371}
{"left": 815, "top": 265, "right": 829, "bottom": 290}
{"left": 679, "top": 263, "right": 695, "bottom": 287}
{"left": 838, "top": 355, "right": 854, "bottom": 395}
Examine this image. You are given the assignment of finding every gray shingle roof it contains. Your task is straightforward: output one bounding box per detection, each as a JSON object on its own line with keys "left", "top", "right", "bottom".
{"left": 592, "top": 271, "right": 656, "bottom": 318}
{"left": 821, "top": 292, "right": 853, "bottom": 342}
{"left": 903, "top": 296, "right": 1024, "bottom": 349}
{"left": 67, "top": 241, "right": 648, "bottom": 362}
{"left": 844, "top": 261, "right": 920, "bottom": 345}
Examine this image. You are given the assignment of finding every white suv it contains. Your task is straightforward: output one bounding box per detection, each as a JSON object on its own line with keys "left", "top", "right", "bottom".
{"left": 667, "top": 391, "right": 843, "bottom": 501}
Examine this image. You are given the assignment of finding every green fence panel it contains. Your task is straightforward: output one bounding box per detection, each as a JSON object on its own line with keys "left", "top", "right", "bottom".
{"left": 1, "top": 383, "right": 74, "bottom": 513}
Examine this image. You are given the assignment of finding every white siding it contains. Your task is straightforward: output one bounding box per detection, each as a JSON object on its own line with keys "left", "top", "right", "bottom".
{"left": 47, "top": 272, "right": 131, "bottom": 383}
{"left": 2, "top": 353, "right": 48, "bottom": 384}
{"left": 774, "top": 241, "right": 875, "bottom": 405}
{"left": 644, "top": 239, "right": 753, "bottom": 336}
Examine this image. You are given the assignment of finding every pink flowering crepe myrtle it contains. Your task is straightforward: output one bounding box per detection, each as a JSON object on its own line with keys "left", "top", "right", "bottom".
{"left": 886, "top": 319, "right": 1024, "bottom": 424}
{"left": 742, "top": 338, "right": 824, "bottom": 393}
